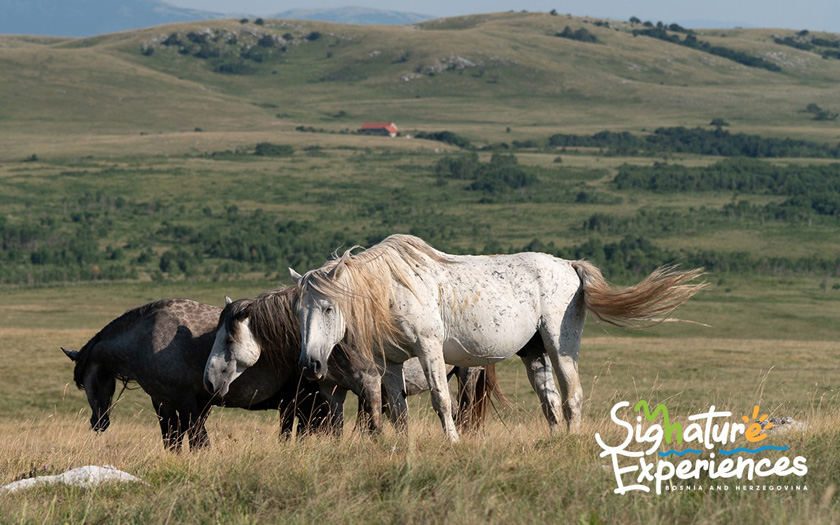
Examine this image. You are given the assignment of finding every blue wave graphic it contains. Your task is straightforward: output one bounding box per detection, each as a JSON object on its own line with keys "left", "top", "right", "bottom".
{"left": 658, "top": 449, "right": 702, "bottom": 457}
{"left": 719, "top": 446, "right": 789, "bottom": 455}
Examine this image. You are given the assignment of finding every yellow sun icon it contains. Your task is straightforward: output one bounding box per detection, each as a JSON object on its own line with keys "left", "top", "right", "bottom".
{"left": 743, "top": 405, "right": 772, "bottom": 442}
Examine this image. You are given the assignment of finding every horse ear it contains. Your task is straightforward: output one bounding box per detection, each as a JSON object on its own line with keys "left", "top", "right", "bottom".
{"left": 289, "top": 268, "right": 303, "bottom": 284}
{"left": 61, "top": 347, "right": 79, "bottom": 361}
{"left": 327, "top": 259, "right": 346, "bottom": 280}
{"left": 224, "top": 296, "right": 232, "bottom": 305}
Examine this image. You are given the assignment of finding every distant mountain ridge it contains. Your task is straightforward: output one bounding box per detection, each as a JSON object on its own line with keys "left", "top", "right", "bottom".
{"left": 271, "top": 7, "right": 434, "bottom": 25}
{"left": 0, "top": 0, "right": 435, "bottom": 38}
{"left": 0, "top": 0, "right": 226, "bottom": 37}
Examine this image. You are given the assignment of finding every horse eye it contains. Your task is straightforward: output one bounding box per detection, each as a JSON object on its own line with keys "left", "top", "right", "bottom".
{"left": 324, "top": 306, "right": 333, "bottom": 314}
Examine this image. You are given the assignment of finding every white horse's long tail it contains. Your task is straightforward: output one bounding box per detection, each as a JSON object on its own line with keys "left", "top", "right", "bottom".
{"left": 572, "top": 261, "right": 707, "bottom": 328}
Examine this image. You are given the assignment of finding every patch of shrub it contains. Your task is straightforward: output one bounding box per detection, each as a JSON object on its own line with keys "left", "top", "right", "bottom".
{"left": 805, "top": 103, "right": 838, "bottom": 121}
{"left": 812, "top": 37, "right": 840, "bottom": 48}
{"left": 773, "top": 35, "right": 813, "bottom": 51}
{"left": 214, "top": 61, "right": 258, "bottom": 75}
{"left": 241, "top": 46, "right": 270, "bottom": 63}
{"left": 415, "top": 131, "right": 472, "bottom": 149}
{"left": 318, "top": 69, "right": 367, "bottom": 82}
{"left": 254, "top": 143, "right": 294, "bottom": 157}
{"left": 556, "top": 26, "right": 598, "bottom": 43}
{"left": 434, "top": 152, "right": 538, "bottom": 194}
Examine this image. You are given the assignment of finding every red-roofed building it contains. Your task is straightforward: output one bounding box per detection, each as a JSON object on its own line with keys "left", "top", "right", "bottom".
{"left": 359, "top": 122, "right": 399, "bottom": 137}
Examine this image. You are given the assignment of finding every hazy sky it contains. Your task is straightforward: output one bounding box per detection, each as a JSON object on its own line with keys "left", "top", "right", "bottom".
{"left": 164, "top": 0, "right": 840, "bottom": 33}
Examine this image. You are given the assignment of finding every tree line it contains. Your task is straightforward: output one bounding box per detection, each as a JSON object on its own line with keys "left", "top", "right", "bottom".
{"left": 631, "top": 23, "right": 781, "bottom": 72}
{"left": 773, "top": 31, "right": 840, "bottom": 60}
{"left": 0, "top": 195, "right": 351, "bottom": 285}
{"left": 549, "top": 127, "right": 840, "bottom": 158}
{"left": 519, "top": 235, "right": 840, "bottom": 280}
{"left": 612, "top": 159, "right": 840, "bottom": 217}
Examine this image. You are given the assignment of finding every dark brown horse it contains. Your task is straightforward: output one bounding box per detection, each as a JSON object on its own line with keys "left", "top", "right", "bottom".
{"left": 204, "top": 287, "right": 507, "bottom": 433}
{"left": 63, "top": 299, "right": 331, "bottom": 451}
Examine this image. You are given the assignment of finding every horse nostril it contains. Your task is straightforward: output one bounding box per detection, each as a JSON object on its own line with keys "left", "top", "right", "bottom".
{"left": 300, "top": 358, "right": 325, "bottom": 380}
{"left": 310, "top": 359, "right": 325, "bottom": 377}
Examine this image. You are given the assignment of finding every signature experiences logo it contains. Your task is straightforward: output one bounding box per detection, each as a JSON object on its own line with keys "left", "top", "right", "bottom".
{"left": 596, "top": 401, "right": 807, "bottom": 495}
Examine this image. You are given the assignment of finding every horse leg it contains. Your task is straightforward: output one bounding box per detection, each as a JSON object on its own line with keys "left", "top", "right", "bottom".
{"left": 320, "top": 386, "right": 346, "bottom": 436}
{"left": 356, "top": 370, "right": 384, "bottom": 434}
{"left": 415, "top": 342, "right": 459, "bottom": 443}
{"left": 517, "top": 336, "right": 564, "bottom": 434}
{"left": 174, "top": 401, "right": 204, "bottom": 451}
{"left": 550, "top": 353, "right": 583, "bottom": 432}
{"left": 381, "top": 360, "right": 408, "bottom": 433}
{"left": 454, "top": 367, "right": 484, "bottom": 432}
{"left": 308, "top": 383, "right": 345, "bottom": 436}
{"left": 273, "top": 377, "right": 303, "bottom": 439}
{"left": 278, "top": 396, "right": 296, "bottom": 439}
{"left": 187, "top": 401, "right": 212, "bottom": 450}
{"left": 153, "top": 399, "right": 182, "bottom": 451}
{"left": 293, "top": 381, "right": 320, "bottom": 438}
{"left": 541, "top": 297, "right": 587, "bottom": 433}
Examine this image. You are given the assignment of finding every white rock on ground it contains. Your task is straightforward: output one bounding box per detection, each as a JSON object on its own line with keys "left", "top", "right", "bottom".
{"left": 1, "top": 465, "right": 144, "bottom": 493}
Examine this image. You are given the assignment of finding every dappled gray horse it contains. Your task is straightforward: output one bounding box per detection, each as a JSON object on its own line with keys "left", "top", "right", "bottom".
{"left": 63, "top": 299, "right": 330, "bottom": 451}
{"left": 291, "top": 234, "right": 705, "bottom": 442}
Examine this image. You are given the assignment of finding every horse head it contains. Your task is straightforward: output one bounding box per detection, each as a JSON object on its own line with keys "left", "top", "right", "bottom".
{"left": 203, "top": 297, "right": 263, "bottom": 397}
{"left": 290, "top": 268, "right": 346, "bottom": 381}
{"left": 62, "top": 347, "right": 114, "bottom": 432}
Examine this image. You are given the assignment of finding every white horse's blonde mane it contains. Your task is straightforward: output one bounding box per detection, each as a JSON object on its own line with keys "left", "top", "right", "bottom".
{"left": 297, "top": 234, "right": 452, "bottom": 359}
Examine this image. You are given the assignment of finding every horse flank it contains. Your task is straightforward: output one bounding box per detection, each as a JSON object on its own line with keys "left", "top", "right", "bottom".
{"left": 571, "top": 261, "right": 707, "bottom": 328}
{"left": 296, "top": 234, "right": 453, "bottom": 360}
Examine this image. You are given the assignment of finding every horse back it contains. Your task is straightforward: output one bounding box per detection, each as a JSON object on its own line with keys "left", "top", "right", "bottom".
{"left": 77, "top": 299, "right": 221, "bottom": 395}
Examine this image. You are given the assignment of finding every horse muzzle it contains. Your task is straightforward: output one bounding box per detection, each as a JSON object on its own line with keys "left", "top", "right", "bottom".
{"left": 203, "top": 355, "right": 235, "bottom": 396}
{"left": 203, "top": 374, "right": 230, "bottom": 397}
{"left": 203, "top": 375, "right": 219, "bottom": 396}
{"left": 299, "top": 357, "right": 326, "bottom": 381}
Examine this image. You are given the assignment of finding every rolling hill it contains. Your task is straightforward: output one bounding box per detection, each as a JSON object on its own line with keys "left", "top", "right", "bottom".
{"left": 1, "top": 12, "right": 839, "bottom": 155}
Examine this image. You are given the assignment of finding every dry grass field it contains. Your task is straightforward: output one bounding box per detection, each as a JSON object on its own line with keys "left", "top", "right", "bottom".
{"left": 0, "top": 279, "right": 838, "bottom": 523}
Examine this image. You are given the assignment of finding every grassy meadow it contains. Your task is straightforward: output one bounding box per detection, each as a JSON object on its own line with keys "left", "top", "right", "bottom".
{"left": 1, "top": 279, "right": 839, "bottom": 522}
{"left": 1, "top": 10, "right": 839, "bottom": 523}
